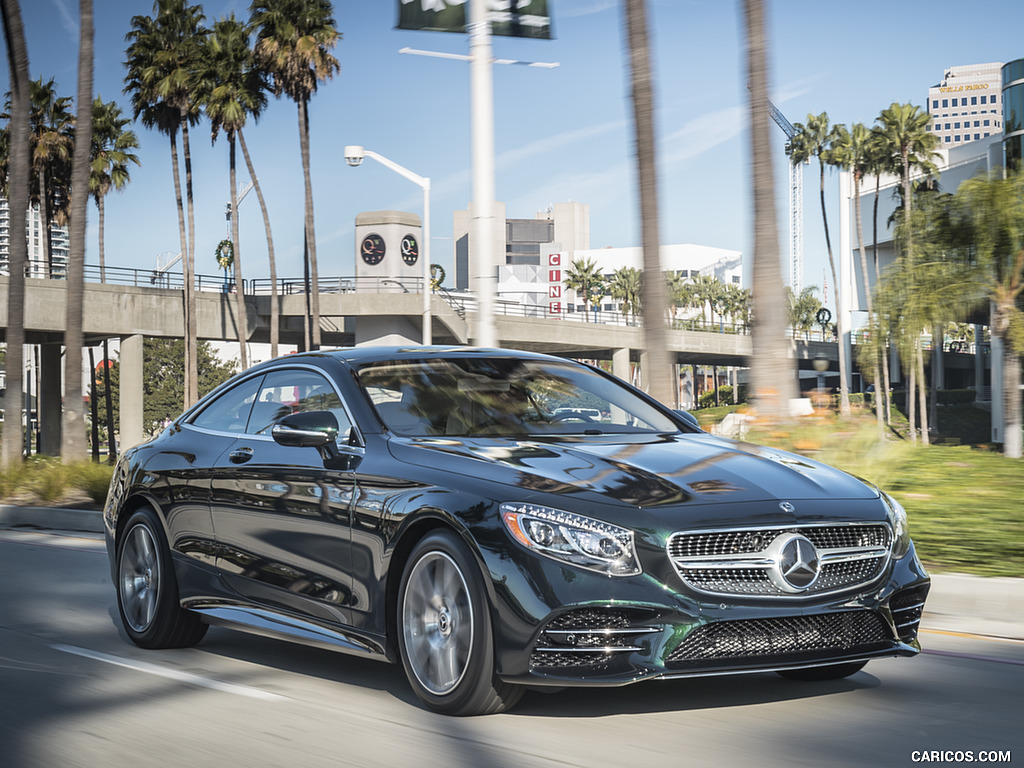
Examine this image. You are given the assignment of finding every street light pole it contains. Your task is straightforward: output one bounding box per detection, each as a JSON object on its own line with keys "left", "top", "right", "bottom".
{"left": 343, "top": 146, "right": 432, "bottom": 345}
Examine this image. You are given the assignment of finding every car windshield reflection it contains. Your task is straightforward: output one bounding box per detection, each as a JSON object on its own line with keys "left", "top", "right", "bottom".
{"left": 356, "top": 357, "right": 680, "bottom": 437}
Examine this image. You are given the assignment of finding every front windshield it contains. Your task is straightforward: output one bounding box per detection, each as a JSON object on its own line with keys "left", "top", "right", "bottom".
{"left": 356, "top": 357, "right": 679, "bottom": 437}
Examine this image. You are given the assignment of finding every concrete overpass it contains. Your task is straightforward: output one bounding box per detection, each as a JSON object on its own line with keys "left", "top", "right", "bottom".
{"left": 1, "top": 268, "right": 879, "bottom": 455}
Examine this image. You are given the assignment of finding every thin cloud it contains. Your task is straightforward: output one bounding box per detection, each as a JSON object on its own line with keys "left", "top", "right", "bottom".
{"left": 51, "top": 0, "right": 78, "bottom": 42}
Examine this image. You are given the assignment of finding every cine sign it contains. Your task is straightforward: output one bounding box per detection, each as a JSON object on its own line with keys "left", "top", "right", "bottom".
{"left": 548, "top": 252, "right": 562, "bottom": 317}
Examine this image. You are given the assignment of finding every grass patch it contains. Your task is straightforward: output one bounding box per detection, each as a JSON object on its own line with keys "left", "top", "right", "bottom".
{"left": 0, "top": 459, "right": 113, "bottom": 509}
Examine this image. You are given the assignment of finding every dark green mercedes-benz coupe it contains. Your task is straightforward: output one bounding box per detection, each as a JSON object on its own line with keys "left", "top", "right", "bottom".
{"left": 104, "top": 346, "right": 930, "bottom": 715}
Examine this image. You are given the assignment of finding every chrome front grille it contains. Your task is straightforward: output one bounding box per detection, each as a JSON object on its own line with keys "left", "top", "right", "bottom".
{"left": 666, "top": 611, "right": 894, "bottom": 667}
{"left": 667, "top": 523, "right": 892, "bottom": 598}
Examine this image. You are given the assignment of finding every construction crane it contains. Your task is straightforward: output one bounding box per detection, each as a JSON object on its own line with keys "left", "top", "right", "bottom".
{"left": 766, "top": 98, "right": 804, "bottom": 293}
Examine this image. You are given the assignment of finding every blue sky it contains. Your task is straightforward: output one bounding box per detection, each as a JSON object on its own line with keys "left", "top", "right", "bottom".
{"left": 4, "top": 0, "right": 1022, "bottom": 308}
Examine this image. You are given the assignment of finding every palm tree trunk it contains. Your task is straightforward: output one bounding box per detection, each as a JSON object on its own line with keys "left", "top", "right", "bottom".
{"left": 238, "top": 128, "right": 279, "bottom": 358}
{"left": 229, "top": 137, "right": 248, "bottom": 369}
{"left": 1, "top": 0, "right": 31, "bottom": 467}
{"left": 88, "top": 346, "right": 99, "bottom": 461}
{"left": 996, "top": 304, "right": 1023, "bottom": 457}
{"left": 624, "top": 0, "right": 672, "bottom": 407}
{"left": 916, "top": 338, "right": 929, "bottom": 445}
{"left": 297, "top": 98, "right": 321, "bottom": 349}
{"left": 168, "top": 129, "right": 192, "bottom": 411}
{"left": 102, "top": 338, "right": 114, "bottom": 462}
{"left": 38, "top": 167, "right": 49, "bottom": 275}
{"left": 182, "top": 116, "right": 199, "bottom": 406}
{"left": 818, "top": 160, "right": 851, "bottom": 415}
{"left": 907, "top": 349, "right": 917, "bottom": 444}
{"left": 872, "top": 173, "right": 893, "bottom": 425}
{"left": 61, "top": 0, "right": 92, "bottom": 460}
{"left": 97, "top": 195, "right": 106, "bottom": 282}
{"left": 743, "top": 0, "right": 795, "bottom": 419}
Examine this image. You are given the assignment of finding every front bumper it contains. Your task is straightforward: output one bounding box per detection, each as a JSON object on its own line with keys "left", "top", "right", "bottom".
{"left": 490, "top": 541, "right": 930, "bottom": 687}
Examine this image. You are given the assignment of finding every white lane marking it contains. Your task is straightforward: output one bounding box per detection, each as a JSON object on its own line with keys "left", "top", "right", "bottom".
{"left": 52, "top": 644, "right": 288, "bottom": 701}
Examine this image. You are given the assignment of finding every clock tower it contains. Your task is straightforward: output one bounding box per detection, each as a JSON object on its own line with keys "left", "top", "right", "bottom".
{"left": 354, "top": 210, "right": 423, "bottom": 286}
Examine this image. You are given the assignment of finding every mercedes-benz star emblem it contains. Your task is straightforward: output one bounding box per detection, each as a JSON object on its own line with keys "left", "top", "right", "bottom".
{"left": 779, "top": 501, "right": 796, "bottom": 513}
{"left": 766, "top": 533, "right": 820, "bottom": 593}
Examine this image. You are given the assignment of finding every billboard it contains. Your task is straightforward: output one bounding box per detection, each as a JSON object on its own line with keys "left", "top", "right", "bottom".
{"left": 397, "top": 0, "right": 552, "bottom": 40}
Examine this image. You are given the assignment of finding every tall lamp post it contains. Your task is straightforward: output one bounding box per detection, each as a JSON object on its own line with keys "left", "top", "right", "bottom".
{"left": 343, "top": 146, "right": 432, "bottom": 345}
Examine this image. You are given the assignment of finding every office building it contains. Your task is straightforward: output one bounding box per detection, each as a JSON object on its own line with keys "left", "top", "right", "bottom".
{"left": 927, "top": 62, "right": 1003, "bottom": 146}
{"left": 1004, "top": 58, "right": 1024, "bottom": 169}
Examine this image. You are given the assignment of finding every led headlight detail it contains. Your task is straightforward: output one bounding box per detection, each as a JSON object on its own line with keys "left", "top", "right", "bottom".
{"left": 500, "top": 502, "right": 641, "bottom": 577}
{"left": 884, "top": 493, "right": 911, "bottom": 559}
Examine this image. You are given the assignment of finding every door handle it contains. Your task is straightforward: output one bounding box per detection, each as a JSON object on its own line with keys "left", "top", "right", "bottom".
{"left": 229, "top": 447, "right": 254, "bottom": 464}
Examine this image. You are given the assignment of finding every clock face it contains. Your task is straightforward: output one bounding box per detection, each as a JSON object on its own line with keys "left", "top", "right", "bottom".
{"left": 360, "top": 233, "right": 386, "bottom": 265}
{"left": 401, "top": 234, "right": 419, "bottom": 266}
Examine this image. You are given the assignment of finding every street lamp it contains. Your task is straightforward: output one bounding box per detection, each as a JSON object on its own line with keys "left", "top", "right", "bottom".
{"left": 343, "top": 145, "right": 432, "bottom": 345}
{"left": 812, "top": 356, "right": 829, "bottom": 394}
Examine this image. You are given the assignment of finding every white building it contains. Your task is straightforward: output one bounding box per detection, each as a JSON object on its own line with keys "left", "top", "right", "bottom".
{"left": 927, "top": 63, "right": 1004, "bottom": 147}
{"left": 0, "top": 198, "right": 69, "bottom": 278}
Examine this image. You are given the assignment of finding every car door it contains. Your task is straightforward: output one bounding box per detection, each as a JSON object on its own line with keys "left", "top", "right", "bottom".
{"left": 209, "top": 366, "right": 360, "bottom": 626}
{"left": 157, "top": 373, "right": 266, "bottom": 576}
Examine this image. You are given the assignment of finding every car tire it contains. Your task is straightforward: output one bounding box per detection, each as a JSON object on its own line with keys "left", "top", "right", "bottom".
{"left": 777, "top": 660, "right": 868, "bottom": 681}
{"left": 398, "top": 530, "right": 523, "bottom": 716}
{"left": 115, "top": 506, "right": 207, "bottom": 649}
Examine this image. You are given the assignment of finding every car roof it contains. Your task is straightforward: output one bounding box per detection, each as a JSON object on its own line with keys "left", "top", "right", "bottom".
{"left": 285, "top": 346, "right": 572, "bottom": 367}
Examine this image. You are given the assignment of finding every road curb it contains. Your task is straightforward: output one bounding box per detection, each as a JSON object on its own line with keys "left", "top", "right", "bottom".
{"left": 0, "top": 505, "right": 105, "bottom": 534}
{"left": 2, "top": 505, "right": 1021, "bottom": 639}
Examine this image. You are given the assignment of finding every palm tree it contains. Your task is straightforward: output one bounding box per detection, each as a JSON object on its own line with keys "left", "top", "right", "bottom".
{"left": 665, "top": 270, "right": 692, "bottom": 324}
{"left": 124, "top": 0, "right": 208, "bottom": 408}
{"left": 743, "top": 0, "right": 796, "bottom": 419}
{"left": 199, "top": 14, "right": 270, "bottom": 369}
{"left": 833, "top": 121, "right": 886, "bottom": 431}
{"left": 1, "top": 0, "right": 31, "bottom": 467}
{"left": 785, "top": 285, "right": 822, "bottom": 340}
{"left": 26, "top": 78, "right": 74, "bottom": 279}
{"left": 90, "top": 97, "right": 140, "bottom": 282}
{"left": 623, "top": 0, "right": 672, "bottom": 406}
{"left": 250, "top": 0, "right": 340, "bottom": 351}
{"left": 689, "top": 273, "right": 721, "bottom": 326}
{"left": 877, "top": 102, "right": 940, "bottom": 442}
{"left": 61, "top": 0, "right": 94, "bottom": 461}
{"left": 609, "top": 266, "right": 642, "bottom": 324}
{"left": 790, "top": 112, "right": 851, "bottom": 414}
{"left": 564, "top": 257, "right": 604, "bottom": 321}
{"left": 951, "top": 171, "right": 1024, "bottom": 458}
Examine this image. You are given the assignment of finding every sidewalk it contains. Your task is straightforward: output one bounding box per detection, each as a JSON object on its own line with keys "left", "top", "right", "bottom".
{"left": 3, "top": 504, "right": 1022, "bottom": 641}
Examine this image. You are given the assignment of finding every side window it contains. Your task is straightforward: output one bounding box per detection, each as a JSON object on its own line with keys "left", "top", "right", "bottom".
{"left": 191, "top": 375, "right": 265, "bottom": 433}
{"left": 246, "top": 369, "right": 352, "bottom": 436}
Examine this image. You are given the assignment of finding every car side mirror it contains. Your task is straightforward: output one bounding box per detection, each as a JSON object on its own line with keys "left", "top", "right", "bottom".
{"left": 272, "top": 410, "right": 340, "bottom": 453}
{"left": 674, "top": 409, "right": 702, "bottom": 431}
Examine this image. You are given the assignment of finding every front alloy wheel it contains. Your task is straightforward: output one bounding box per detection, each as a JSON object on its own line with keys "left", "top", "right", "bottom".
{"left": 398, "top": 530, "right": 522, "bottom": 715}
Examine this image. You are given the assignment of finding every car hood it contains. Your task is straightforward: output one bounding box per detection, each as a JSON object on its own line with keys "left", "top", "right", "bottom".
{"left": 387, "top": 432, "right": 879, "bottom": 509}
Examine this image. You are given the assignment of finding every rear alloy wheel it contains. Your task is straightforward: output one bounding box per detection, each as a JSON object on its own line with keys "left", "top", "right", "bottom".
{"left": 116, "top": 507, "right": 207, "bottom": 649}
{"left": 398, "top": 530, "right": 522, "bottom": 715}
{"left": 777, "top": 660, "right": 868, "bottom": 681}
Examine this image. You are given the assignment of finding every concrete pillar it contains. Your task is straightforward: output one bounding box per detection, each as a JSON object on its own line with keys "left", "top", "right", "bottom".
{"left": 38, "top": 345, "right": 62, "bottom": 455}
{"left": 612, "top": 347, "right": 630, "bottom": 384}
{"left": 120, "top": 335, "right": 144, "bottom": 452}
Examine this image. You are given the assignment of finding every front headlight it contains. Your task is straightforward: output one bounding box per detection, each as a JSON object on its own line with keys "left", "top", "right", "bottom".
{"left": 500, "top": 502, "right": 641, "bottom": 577}
{"left": 884, "top": 493, "right": 911, "bottom": 559}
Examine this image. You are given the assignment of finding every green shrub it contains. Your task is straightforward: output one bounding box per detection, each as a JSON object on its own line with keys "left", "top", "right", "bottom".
{"left": 70, "top": 462, "right": 114, "bottom": 505}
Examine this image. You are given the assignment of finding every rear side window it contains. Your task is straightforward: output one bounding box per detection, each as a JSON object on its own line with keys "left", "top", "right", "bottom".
{"left": 191, "top": 375, "right": 265, "bottom": 433}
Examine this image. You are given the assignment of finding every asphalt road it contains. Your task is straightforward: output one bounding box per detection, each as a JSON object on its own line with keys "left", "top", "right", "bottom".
{"left": 1, "top": 529, "right": 1020, "bottom": 768}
